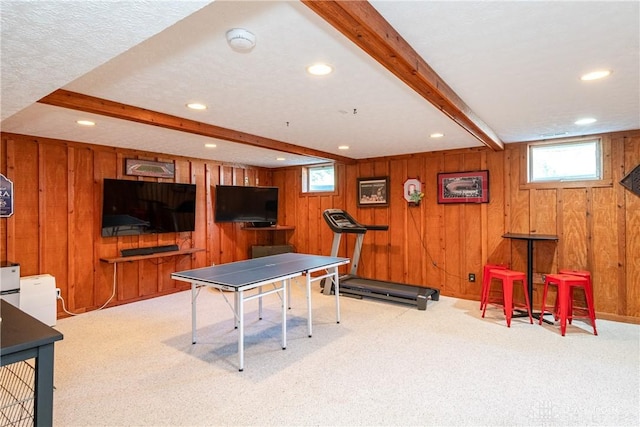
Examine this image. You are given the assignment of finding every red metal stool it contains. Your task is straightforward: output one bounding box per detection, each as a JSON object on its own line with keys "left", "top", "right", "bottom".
{"left": 481, "top": 269, "right": 533, "bottom": 327}
{"left": 480, "top": 263, "right": 508, "bottom": 310}
{"left": 558, "top": 269, "right": 596, "bottom": 326}
{"left": 539, "top": 273, "right": 597, "bottom": 336}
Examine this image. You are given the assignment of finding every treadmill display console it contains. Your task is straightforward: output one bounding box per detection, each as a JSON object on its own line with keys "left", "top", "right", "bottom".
{"left": 323, "top": 209, "right": 366, "bottom": 233}
{"left": 333, "top": 215, "right": 357, "bottom": 227}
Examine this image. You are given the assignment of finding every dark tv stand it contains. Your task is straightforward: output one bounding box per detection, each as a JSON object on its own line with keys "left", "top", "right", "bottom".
{"left": 240, "top": 225, "right": 296, "bottom": 258}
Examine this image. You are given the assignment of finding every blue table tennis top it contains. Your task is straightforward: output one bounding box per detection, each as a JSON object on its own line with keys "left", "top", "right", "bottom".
{"left": 171, "top": 252, "right": 349, "bottom": 289}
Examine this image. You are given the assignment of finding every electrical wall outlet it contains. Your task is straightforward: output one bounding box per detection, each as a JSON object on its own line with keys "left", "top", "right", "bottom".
{"left": 468, "top": 273, "right": 476, "bottom": 282}
{"left": 56, "top": 288, "right": 61, "bottom": 299}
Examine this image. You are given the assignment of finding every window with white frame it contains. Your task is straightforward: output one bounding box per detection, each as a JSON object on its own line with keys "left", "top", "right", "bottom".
{"left": 528, "top": 138, "right": 602, "bottom": 183}
{"left": 302, "top": 163, "right": 335, "bottom": 193}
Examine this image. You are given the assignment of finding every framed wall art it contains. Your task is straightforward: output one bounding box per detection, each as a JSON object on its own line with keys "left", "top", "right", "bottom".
{"left": 125, "top": 159, "right": 175, "bottom": 179}
{"left": 357, "top": 177, "right": 389, "bottom": 207}
{"left": 620, "top": 163, "right": 640, "bottom": 197}
{"left": 437, "top": 170, "right": 489, "bottom": 204}
{"left": 0, "top": 173, "right": 14, "bottom": 217}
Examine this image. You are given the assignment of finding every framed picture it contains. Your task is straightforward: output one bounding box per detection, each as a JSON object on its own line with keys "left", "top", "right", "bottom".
{"left": 357, "top": 177, "right": 389, "bottom": 207}
{"left": 620, "top": 163, "right": 640, "bottom": 197}
{"left": 0, "top": 173, "right": 14, "bottom": 218}
{"left": 437, "top": 170, "right": 489, "bottom": 204}
{"left": 125, "top": 159, "right": 175, "bottom": 178}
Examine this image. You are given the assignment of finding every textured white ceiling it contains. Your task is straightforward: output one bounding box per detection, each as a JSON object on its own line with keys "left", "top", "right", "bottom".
{"left": 2, "top": 1, "right": 638, "bottom": 168}
{"left": 372, "top": 1, "right": 640, "bottom": 142}
{"left": 0, "top": 0, "right": 210, "bottom": 121}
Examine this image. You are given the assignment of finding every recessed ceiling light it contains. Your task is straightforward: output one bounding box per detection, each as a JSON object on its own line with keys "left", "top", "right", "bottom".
{"left": 76, "top": 120, "right": 95, "bottom": 126}
{"left": 580, "top": 70, "right": 611, "bottom": 81}
{"left": 307, "top": 63, "right": 333, "bottom": 76}
{"left": 204, "top": 143, "right": 217, "bottom": 148}
{"left": 430, "top": 133, "right": 444, "bottom": 138}
{"left": 338, "top": 145, "right": 349, "bottom": 150}
{"left": 575, "top": 117, "right": 597, "bottom": 125}
{"left": 187, "top": 103, "right": 207, "bottom": 110}
{"left": 276, "top": 157, "right": 286, "bottom": 161}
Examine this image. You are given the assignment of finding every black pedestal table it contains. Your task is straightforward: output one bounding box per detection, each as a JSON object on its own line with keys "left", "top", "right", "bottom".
{"left": 502, "top": 233, "right": 559, "bottom": 324}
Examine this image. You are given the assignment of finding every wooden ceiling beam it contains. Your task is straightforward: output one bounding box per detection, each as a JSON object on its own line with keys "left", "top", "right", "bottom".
{"left": 302, "top": 0, "right": 504, "bottom": 151}
{"left": 38, "top": 89, "right": 356, "bottom": 165}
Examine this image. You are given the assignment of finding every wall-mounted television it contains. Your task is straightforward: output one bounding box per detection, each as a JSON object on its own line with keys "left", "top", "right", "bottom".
{"left": 101, "top": 178, "right": 197, "bottom": 237}
{"left": 214, "top": 185, "right": 278, "bottom": 226}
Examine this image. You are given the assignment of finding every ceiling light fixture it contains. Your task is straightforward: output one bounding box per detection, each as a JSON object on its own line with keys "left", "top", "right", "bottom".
{"left": 307, "top": 63, "right": 333, "bottom": 76}
{"left": 575, "top": 117, "right": 597, "bottom": 125}
{"left": 226, "top": 28, "right": 256, "bottom": 51}
{"left": 76, "top": 120, "right": 95, "bottom": 126}
{"left": 187, "top": 103, "right": 207, "bottom": 110}
{"left": 204, "top": 143, "right": 217, "bottom": 148}
{"left": 276, "top": 157, "right": 286, "bottom": 161}
{"left": 338, "top": 145, "right": 349, "bottom": 150}
{"left": 430, "top": 133, "right": 444, "bottom": 138}
{"left": 580, "top": 70, "right": 611, "bottom": 81}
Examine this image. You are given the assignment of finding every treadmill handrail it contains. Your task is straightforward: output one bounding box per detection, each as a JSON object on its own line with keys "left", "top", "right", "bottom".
{"left": 365, "top": 224, "right": 389, "bottom": 231}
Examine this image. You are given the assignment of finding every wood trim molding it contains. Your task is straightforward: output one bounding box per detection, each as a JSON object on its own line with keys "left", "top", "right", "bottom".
{"left": 302, "top": 0, "right": 504, "bottom": 152}
{"left": 38, "top": 89, "right": 356, "bottom": 165}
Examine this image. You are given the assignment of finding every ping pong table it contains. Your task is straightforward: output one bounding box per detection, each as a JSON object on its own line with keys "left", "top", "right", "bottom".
{"left": 171, "top": 252, "right": 349, "bottom": 371}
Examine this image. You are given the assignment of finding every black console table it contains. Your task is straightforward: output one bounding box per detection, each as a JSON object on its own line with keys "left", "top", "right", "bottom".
{"left": 1, "top": 300, "right": 63, "bottom": 425}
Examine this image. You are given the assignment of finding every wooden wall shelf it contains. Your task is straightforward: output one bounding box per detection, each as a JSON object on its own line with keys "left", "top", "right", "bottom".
{"left": 100, "top": 248, "right": 204, "bottom": 264}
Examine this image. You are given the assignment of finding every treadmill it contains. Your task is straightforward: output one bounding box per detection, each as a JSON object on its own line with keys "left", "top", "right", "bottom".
{"left": 322, "top": 208, "right": 440, "bottom": 310}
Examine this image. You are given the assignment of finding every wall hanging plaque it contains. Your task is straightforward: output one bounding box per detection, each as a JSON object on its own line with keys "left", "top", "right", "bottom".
{"left": 403, "top": 178, "right": 424, "bottom": 204}
{"left": 125, "top": 158, "right": 175, "bottom": 178}
{"left": 620, "top": 163, "right": 640, "bottom": 197}
{"left": 0, "top": 174, "right": 14, "bottom": 217}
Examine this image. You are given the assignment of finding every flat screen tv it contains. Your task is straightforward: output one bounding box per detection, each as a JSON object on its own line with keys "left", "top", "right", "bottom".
{"left": 101, "top": 178, "right": 197, "bottom": 237}
{"left": 214, "top": 185, "right": 278, "bottom": 226}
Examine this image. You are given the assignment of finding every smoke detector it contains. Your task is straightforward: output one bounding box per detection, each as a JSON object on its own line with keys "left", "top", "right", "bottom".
{"left": 226, "top": 28, "right": 256, "bottom": 51}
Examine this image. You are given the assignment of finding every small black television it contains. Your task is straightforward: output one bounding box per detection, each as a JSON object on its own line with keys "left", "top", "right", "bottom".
{"left": 214, "top": 185, "right": 278, "bottom": 226}
{"left": 101, "top": 179, "right": 197, "bottom": 237}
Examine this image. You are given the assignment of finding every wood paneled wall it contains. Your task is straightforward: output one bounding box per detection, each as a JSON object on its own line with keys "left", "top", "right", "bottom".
{"left": 2, "top": 130, "right": 638, "bottom": 322}
{"left": 273, "top": 131, "right": 640, "bottom": 322}
{"left": 0, "top": 133, "right": 273, "bottom": 315}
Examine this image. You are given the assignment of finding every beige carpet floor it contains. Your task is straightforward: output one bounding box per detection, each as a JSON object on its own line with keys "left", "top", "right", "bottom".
{"left": 52, "top": 278, "right": 639, "bottom": 426}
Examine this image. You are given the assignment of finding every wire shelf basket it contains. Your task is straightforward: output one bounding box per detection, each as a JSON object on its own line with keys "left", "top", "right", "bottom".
{"left": 0, "top": 360, "right": 35, "bottom": 427}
